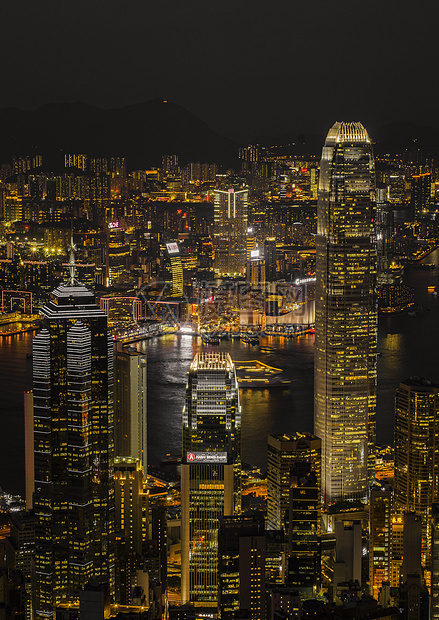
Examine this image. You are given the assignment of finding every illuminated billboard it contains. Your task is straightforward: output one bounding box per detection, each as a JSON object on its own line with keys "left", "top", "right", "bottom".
{"left": 294, "top": 276, "right": 316, "bottom": 286}
{"left": 108, "top": 221, "right": 119, "bottom": 229}
{"left": 186, "top": 451, "right": 227, "bottom": 464}
{"left": 250, "top": 249, "right": 260, "bottom": 259}
{"left": 166, "top": 242, "right": 180, "bottom": 255}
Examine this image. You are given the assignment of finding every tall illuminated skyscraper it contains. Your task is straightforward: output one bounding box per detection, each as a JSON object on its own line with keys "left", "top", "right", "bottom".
{"left": 181, "top": 352, "right": 241, "bottom": 608}
{"left": 213, "top": 188, "right": 248, "bottom": 276}
{"left": 33, "top": 250, "right": 115, "bottom": 619}
{"left": 165, "top": 241, "right": 184, "bottom": 297}
{"left": 314, "top": 121, "right": 377, "bottom": 503}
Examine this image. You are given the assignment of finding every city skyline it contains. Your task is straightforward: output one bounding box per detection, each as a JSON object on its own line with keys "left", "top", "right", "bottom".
{"left": 1, "top": 101, "right": 439, "bottom": 617}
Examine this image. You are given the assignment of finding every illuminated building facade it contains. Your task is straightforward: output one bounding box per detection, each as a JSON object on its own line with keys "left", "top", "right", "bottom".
{"left": 213, "top": 188, "right": 248, "bottom": 276}
{"left": 246, "top": 252, "right": 266, "bottom": 287}
{"left": 314, "top": 121, "right": 377, "bottom": 502}
{"left": 100, "top": 296, "right": 142, "bottom": 323}
{"left": 267, "top": 433, "right": 321, "bottom": 531}
{"left": 394, "top": 377, "right": 439, "bottom": 570}
{"left": 114, "top": 457, "right": 148, "bottom": 557}
{"left": 377, "top": 282, "right": 415, "bottom": 314}
{"left": 411, "top": 172, "right": 432, "bottom": 216}
{"left": 181, "top": 352, "right": 241, "bottom": 607}
{"left": 287, "top": 463, "right": 321, "bottom": 596}
{"left": 106, "top": 225, "right": 129, "bottom": 285}
{"left": 32, "top": 265, "right": 115, "bottom": 619}
{"left": 64, "top": 154, "right": 87, "bottom": 171}
{"left": 431, "top": 504, "right": 439, "bottom": 620}
{"left": 114, "top": 349, "right": 147, "bottom": 473}
{"left": 218, "top": 515, "right": 266, "bottom": 620}
{"left": 165, "top": 241, "right": 184, "bottom": 297}
{"left": 22, "top": 261, "right": 54, "bottom": 292}
{"left": 264, "top": 237, "right": 277, "bottom": 281}
{"left": 369, "top": 485, "right": 392, "bottom": 599}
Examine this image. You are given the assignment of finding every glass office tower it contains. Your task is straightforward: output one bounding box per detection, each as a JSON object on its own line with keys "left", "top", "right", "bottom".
{"left": 181, "top": 352, "right": 241, "bottom": 607}
{"left": 314, "top": 121, "right": 377, "bottom": 503}
{"left": 33, "top": 268, "right": 115, "bottom": 618}
{"left": 213, "top": 188, "right": 248, "bottom": 277}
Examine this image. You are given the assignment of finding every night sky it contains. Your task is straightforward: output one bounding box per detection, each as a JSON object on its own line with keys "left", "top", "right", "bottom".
{"left": 1, "top": 0, "right": 437, "bottom": 141}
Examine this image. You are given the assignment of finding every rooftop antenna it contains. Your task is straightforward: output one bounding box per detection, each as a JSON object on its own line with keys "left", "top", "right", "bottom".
{"left": 67, "top": 224, "right": 77, "bottom": 285}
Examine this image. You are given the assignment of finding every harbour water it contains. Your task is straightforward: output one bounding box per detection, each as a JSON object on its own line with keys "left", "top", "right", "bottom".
{"left": 1, "top": 249, "right": 439, "bottom": 495}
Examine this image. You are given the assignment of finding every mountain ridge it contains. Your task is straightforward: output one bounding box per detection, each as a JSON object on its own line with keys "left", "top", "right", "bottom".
{"left": 1, "top": 101, "right": 438, "bottom": 170}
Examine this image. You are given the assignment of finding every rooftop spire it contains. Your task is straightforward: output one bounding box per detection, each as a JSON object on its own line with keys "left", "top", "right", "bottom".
{"left": 67, "top": 229, "right": 77, "bottom": 285}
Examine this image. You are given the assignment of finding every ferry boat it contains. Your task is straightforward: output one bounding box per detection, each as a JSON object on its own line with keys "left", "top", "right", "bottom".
{"left": 234, "top": 360, "right": 291, "bottom": 388}
{"left": 413, "top": 263, "right": 435, "bottom": 270}
{"left": 202, "top": 333, "right": 220, "bottom": 345}
{"left": 259, "top": 346, "right": 276, "bottom": 354}
{"left": 241, "top": 334, "right": 259, "bottom": 345}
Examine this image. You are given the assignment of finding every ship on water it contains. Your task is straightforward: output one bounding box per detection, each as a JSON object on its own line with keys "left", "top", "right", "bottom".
{"left": 234, "top": 360, "right": 291, "bottom": 388}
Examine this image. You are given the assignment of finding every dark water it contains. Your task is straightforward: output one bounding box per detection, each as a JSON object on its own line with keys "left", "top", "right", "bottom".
{"left": 1, "top": 250, "right": 439, "bottom": 495}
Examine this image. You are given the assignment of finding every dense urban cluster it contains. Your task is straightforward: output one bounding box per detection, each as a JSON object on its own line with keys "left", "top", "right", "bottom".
{"left": 1, "top": 121, "right": 439, "bottom": 620}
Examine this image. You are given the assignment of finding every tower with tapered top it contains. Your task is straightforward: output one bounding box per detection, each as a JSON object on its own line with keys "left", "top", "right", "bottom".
{"left": 33, "top": 242, "right": 115, "bottom": 619}
{"left": 314, "top": 121, "right": 377, "bottom": 503}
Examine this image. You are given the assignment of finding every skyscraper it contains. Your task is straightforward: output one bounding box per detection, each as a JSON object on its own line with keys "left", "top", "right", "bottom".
{"left": 286, "top": 463, "right": 321, "bottom": 597}
{"left": 213, "top": 188, "right": 248, "bottom": 276}
{"left": 165, "top": 241, "right": 184, "bottom": 297}
{"left": 114, "top": 348, "right": 147, "bottom": 473}
{"left": 106, "top": 224, "right": 129, "bottom": 286}
{"left": 264, "top": 237, "right": 277, "bottom": 282}
{"left": 114, "top": 458, "right": 147, "bottom": 558}
{"left": 218, "top": 514, "right": 266, "bottom": 620}
{"left": 181, "top": 352, "right": 241, "bottom": 607}
{"left": 431, "top": 504, "right": 439, "bottom": 620}
{"left": 33, "top": 252, "right": 115, "bottom": 619}
{"left": 314, "top": 121, "right": 377, "bottom": 503}
{"left": 394, "top": 377, "right": 439, "bottom": 572}
{"left": 246, "top": 251, "right": 266, "bottom": 287}
{"left": 411, "top": 172, "right": 432, "bottom": 217}
{"left": 369, "top": 484, "right": 392, "bottom": 599}
{"left": 113, "top": 457, "right": 148, "bottom": 604}
{"left": 267, "top": 433, "right": 321, "bottom": 531}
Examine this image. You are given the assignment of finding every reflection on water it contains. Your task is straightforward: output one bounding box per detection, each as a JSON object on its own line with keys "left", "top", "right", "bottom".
{"left": 1, "top": 249, "right": 439, "bottom": 494}
{"left": 138, "top": 332, "right": 315, "bottom": 473}
{"left": 381, "top": 333, "right": 403, "bottom": 351}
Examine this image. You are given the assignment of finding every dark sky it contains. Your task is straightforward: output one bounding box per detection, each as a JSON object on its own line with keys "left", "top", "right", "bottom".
{"left": 1, "top": 0, "right": 437, "bottom": 140}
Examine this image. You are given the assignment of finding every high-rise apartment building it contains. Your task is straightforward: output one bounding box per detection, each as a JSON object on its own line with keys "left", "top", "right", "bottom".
{"left": 213, "top": 188, "right": 248, "bottom": 276}
{"left": 314, "top": 121, "right": 377, "bottom": 503}
{"left": 32, "top": 259, "right": 115, "bottom": 619}
{"left": 181, "top": 352, "right": 241, "bottom": 607}
{"left": 394, "top": 377, "right": 439, "bottom": 571}
{"left": 114, "top": 349, "right": 147, "bottom": 473}
{"left": 64, "top": 154, "right": 87, "bottom": 171}
{"left": 267, "top": 433, "right": 321, "bottom": 531}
